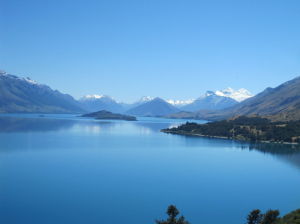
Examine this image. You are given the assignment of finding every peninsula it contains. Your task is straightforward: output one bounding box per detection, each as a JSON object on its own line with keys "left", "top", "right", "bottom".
{"left": 161, "top": 116, "right": 300, "bottom": 144}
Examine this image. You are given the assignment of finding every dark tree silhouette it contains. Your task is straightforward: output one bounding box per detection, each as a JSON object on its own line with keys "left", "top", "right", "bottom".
{"left": 246, "top": 209, "right": 263, "bottom": 224}
{"left": 260, "top": 210, "right": 280, "bottom": 224}
{"left": 156, "top": 205, "right": 190, "bottom": 224}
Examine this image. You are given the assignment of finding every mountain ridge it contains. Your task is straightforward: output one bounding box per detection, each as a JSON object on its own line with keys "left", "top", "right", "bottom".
{"left": 168, "top": 76, "right": 300, "bottom": 121}
{"left": 0, "top": 70, "right": 257, "bottom": 117}
{"left": 126, "top": 97, "right": 180, "bottom": 117}
{"left": 0, "top": 72, "right": 85, "bottom": 113}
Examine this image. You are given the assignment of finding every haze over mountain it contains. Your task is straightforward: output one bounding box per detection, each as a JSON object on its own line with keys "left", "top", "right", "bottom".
{"left": 128, "top": 96, "right": 155, "bottom": 109}
{"left": 79, "top": 95, "right": 125, "bottom": 113}
{"left": 0, "top": 71, "right": 84, "bottom": 113}
{"left": 126, "top": 97, "right": 180, "bottom": 117}
{"left": 78, "top": 95, "right": 161, "bottom": 113}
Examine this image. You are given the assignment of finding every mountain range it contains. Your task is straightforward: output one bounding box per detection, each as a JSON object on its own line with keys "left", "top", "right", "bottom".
{"left": 78, "top": 88, "right": 252, "bottom": 115}
{"left": 0, "top": 70, "right": 254, "bottom": 115}
{"left": 5, "top": 70, "right": 300, "bottom": 122}
{"left": 79, "top": 95, "right": 124, "bottom": 113}
{"left": 168, "top": 76, "right": 300, "bottom": 121}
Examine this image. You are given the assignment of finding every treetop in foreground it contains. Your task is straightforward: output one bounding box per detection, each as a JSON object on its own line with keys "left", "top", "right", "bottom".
{"left": 156, "top": 205, "right": 189, "bottom": 224}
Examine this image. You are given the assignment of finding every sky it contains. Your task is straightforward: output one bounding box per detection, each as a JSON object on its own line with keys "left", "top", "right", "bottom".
{"left": 0, "top": 0, "right": 300, "bottom": 103}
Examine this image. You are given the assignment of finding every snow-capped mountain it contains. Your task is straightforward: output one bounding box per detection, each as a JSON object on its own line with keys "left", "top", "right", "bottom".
{"left": 79, "top": 94, "right": 125, "bottom": 113}
{"left": 125, "top": 96, "right": 156, "bottom": 110}
{"left": 0, "top": 71, "right": 84, "bottom": 113}
{"left": 169, "top": 76, "right": 300, "bottom": 121}
{"left": 165, "top": 88, "right": 252, "bottom": 112}
{"left": 165, "top": 88, "right": 252, "bottom": 108}
{"left": 181, "top": 90, "right": 239, "bottom": 112}
{"left": 214, "top": 87, "right": 252, "bottom": 102}
{"left": 79, "top": 88, "right": 252, "bottom": 115}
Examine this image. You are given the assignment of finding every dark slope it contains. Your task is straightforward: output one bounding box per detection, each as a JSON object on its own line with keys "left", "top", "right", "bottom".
{"left": 0, "top": 72, "right": 84, "bottom": 113}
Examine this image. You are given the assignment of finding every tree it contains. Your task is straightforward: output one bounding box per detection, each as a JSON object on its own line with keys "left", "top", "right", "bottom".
{"left": 156, "top": 205, "right": 190, "bottom": 224}
{"left": 260, "top": 210, "right": 280, "bottom": 224}
{"left": 246, "top": 209, "right": 263, "bottom": 224}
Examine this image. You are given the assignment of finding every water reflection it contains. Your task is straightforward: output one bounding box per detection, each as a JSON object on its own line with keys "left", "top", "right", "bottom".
{"left": 0, "top": 115, "right": 201, "bottom": 134}
{"left": 248, "top": 142, "right": 300, "bottom": 170}
{"left": 0, "top": 116, "right": 125, "bottom": 133}
{"left": 174, "top": 134, "right": 300, "bottom": 170}
{"left": 0, "top": 117, "right": 76, "bottom": 132}
{"left": 249, "top": 142, "right": 300, "bottom": 155}
{"left": 134, "top": 121, "right": 178, "bottom": 133}
{"left": 1, "top": 115, "right": 300, "bottom": 170}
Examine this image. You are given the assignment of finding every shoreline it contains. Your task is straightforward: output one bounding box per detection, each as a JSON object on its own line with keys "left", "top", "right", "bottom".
{"left": 161, "top": 130, "right": 300, "bottom": 145}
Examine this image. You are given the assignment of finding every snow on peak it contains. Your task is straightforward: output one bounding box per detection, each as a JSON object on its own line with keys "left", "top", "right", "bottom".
{"left": 167, "top": 99, "right": 195, "bottom": 106}
{"left": 23, "top": 77, "right": 38, "bottom": 85}
{"left": 80, "top": 94, "right": 118, "bottom": 102}
{"left": 215, "top": 87, "right": 253, "bottom": 102}
{"left": 0, "top": 71, "right": 43, "bottom": 86}
{"left": 204, "top": 91, "right": 216, "bottom": 97}
{"left": 139, "top": 96, "right": 155, "bottom": 102}
{"left": 83, "top": 94, "right": 106, "bottom": 99}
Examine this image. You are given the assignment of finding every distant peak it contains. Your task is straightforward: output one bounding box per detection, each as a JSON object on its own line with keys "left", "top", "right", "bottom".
{"left": 197, "top": 88, "right": 253, "bottom": 102}
{"left": 82, "top": 94, "right": 113, "bottom": 100}
{"left": 152, "top": 97, "right": 166, "bottom": 102}
{"left": 214, "top": 87, "right": 253, "bottom": 102}
{"left": 84, "top": 94, "right": 105, "bottom": 99}
{"left": 139, "top": 96, "right": 154, "bottom": 102}
{"left": 167, "top": 98, "right": 195, "bottom": 106}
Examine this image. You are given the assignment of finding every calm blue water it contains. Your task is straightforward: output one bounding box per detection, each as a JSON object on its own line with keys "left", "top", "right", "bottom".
{"left": 0, "top": 114, "right": 300, "bottom": 224}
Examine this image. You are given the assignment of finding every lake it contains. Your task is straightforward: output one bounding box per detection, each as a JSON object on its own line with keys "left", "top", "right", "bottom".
{"left": 0, "top": 114, "right": 300, "bottom": 224}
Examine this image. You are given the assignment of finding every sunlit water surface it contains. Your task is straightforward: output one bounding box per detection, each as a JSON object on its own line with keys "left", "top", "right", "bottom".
{"left": 0, "top": 114, "right": 300, "bottom": 224}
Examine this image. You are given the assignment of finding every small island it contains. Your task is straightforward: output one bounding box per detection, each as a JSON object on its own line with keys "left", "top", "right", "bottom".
{"left": 161, "top": 116, "right": 300, "bottom": 144}
{"left": 81, "top": 110, "right": 137, "bottom": 121}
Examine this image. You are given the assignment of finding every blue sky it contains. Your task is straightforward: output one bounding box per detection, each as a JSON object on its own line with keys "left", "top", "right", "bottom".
{"left": 1, "top": 0, "right": 300, "bottom": 102}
